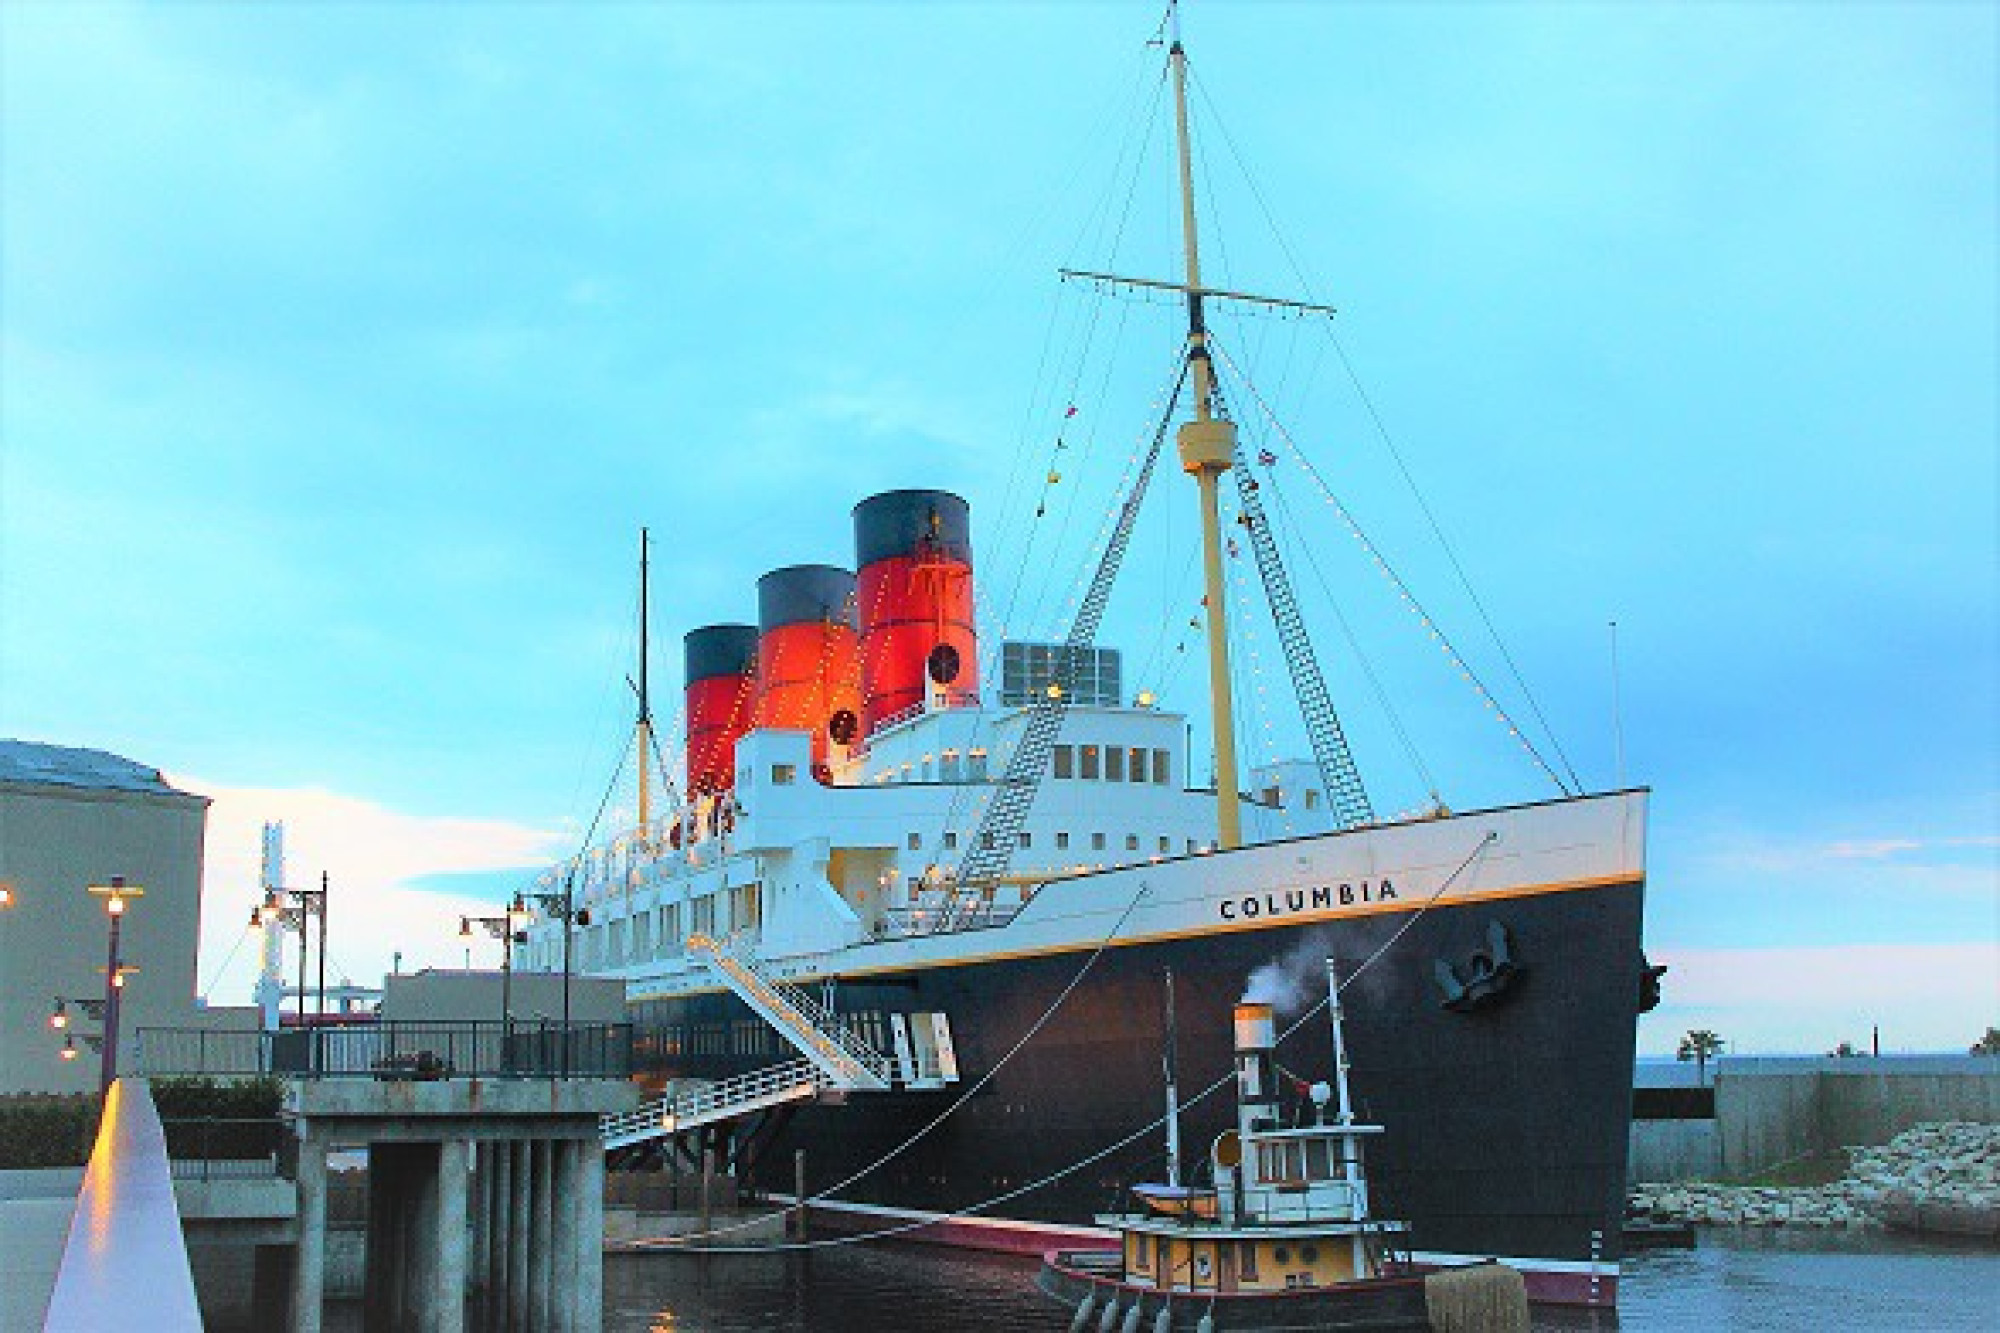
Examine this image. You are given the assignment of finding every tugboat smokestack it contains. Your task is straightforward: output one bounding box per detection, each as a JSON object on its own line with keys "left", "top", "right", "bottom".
{"left": 1233, "top": 1002, "right": 1279, "bottom": 1134}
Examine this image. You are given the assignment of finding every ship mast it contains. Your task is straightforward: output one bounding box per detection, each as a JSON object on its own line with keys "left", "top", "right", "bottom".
{"left": 1167, "top": 1, "right": 1244, "bottom": 849}
{"left": 635, "top": 527, "right": 655, "bottom": 841}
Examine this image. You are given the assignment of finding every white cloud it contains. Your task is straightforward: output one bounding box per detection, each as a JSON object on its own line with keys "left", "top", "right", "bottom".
{"left": 176, "top": 775, "right": 565, "bottom": 1006}
{"left": 1638, "top": 942, "right": 2000, "bottom": 1056}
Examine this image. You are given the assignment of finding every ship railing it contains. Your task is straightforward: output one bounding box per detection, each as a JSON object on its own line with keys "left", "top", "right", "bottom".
{"left": 135, "top": 1021, "right": 635, "bottom": 1080}
{"left": 874, "top": 903, "right": 1024, "bottom": 938}
{"left": 602, "top": 1058, "right": 823, "bottom": 1149}
{"left": 685, "top": 934, "right": 894, "bottom": 1090}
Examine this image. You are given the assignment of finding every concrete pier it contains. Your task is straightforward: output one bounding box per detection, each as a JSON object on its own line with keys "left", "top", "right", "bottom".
{"left": 284, "top": 1077, "right": 637, "bottom": 1332}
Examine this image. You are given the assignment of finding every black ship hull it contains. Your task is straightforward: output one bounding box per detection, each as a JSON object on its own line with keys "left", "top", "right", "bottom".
{"left": 624, "top": 875, "right": 1645, "bottom": 1304}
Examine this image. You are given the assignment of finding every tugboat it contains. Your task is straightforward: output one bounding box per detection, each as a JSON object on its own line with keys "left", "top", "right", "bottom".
{"left": 1037, "top": 962, "right": 1461, "bottom": 1331}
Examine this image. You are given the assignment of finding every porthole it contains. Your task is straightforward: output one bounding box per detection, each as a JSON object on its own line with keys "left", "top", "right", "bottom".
{"left": 1300, "top": 1244, "right": 1319, "bottom": 1263}
{"left": 927, "top": 643, "right": 962, "bottom": 684}
{"left": 1272, "top": 1245, "right": 1290, "bottom": 1265}
{"left": 828, "top": 709, "right": 858, "bottom": 745}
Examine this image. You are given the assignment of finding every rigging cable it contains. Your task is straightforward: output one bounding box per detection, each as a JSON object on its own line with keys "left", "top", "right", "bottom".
{"left": 655, "top": 880, "right": 1153, "bottom": 1246}
{"left": 655, "top": 831, "right": 1498, "bottom": 1253}
{"left": 1259, "top": 442, "right": 1442, "bottom": 803}
{"left": 1213, "top": 338, "right": 1576, "bottom": 797}
{"left": 1190, "top": 68, "right": 1586, "bottom": 795}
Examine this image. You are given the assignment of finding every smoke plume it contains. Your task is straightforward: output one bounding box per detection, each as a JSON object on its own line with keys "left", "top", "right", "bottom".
{"left": 1240, "top": 928, "right": 1337, "bottom": 1018}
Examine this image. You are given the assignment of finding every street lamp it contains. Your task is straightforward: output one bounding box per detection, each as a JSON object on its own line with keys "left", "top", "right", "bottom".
{"left": 461, "top": 907, "right": 528, "bottom": 1068}
{"left": 519, "top": 873, "right": 592, "bottom": 1074}
{"left": 84, "top": 876, "right": 143, "bottom": 1096}
{"left": 255, "top": 873, "right": 329, "bottom": 1022}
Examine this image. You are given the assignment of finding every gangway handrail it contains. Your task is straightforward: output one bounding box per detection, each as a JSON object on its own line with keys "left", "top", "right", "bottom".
{"left": 685, "top": 933, "right": 892, "bottom": 1088}
{"left": 602, "top": 1058, "right": 822, "bottom": 1148}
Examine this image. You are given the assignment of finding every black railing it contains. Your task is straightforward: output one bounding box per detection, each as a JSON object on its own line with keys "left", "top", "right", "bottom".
{"left": 136, "top": 1021, "right": 635, "bottom": 1081}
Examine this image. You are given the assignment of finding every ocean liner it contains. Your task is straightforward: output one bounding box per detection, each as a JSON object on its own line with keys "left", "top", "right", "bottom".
{"left": 524, "top": 4, "right": 1650, "bottom": 1308}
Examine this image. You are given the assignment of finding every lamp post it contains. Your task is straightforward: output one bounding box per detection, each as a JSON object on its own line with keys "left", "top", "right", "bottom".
{"left": 254, "top": 873, "right": 329, "bottom": 1021}
{"left": 461, "top": 903, "right": 530, "bottom": 1069}
{"left": 85, "top": 877, "right": 144, "bottom": 1096}
{"left": 521, "top": 872, "right": 590, "bottom": 1074}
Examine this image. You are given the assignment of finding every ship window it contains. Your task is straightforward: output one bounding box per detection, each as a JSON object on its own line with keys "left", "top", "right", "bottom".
{"left": 1055, "top": 832, "right": 1070, "bottom": 850}
{"left": 941, "top": 751, "right": 962, "bottom": 782}
{"left": 1306, "top": 1141, "right": 1334, "bottom": 1180}
{"left": 980, "top": 832, "right": 995, "bottom": 850}
{"left": 1018, "top": 832, "right": 1032, "bottom": 849}
{"left": 1305, "top": 789, "right": 1322, "bottom": 810}
{"left": 1263, "top": 785, "right": 1281, "bottom": 806}
{"left": 1152, "top": 749, "right": 1171, "bottom": 785}
{"left": 907, "top": 832, "right": 921, "bottom": 850}
{"left": 1092, "top": 832, "right": 1106, "bottom": 851}
{"left": 1080, "top": 745, "right": 1100, "bottom": 780}
{"left": 968, "top": 749, "right": 989, "bottom": 780}
{"left": 1126, "top": 748, "right": 1144, "bottom": 783}
{"left": 1105, "top": 746, "right": 1125, "bottom": 781}
{"left": 1134, "top": 1233, "right": 1150, "bottom": 1269}
{"left": 1156, "top": 836, "right": 1168, "bottom": 853}
{"left": 1240, "top": 1242, "right": 1258, "bottom": 1280}
{"left": 943, "top": 831, "right": 958, "bottom": 850}
{"left": 772, "top": 763, "right": 796, "bottom": 785}
{"left": 1186, "top": 839, "right": 1198, "bottom": 854}
{"left": 1053, "top": 745, "right": 1074, "bottom": 779}
{"left": 1125, "top": 834, "right": 1139, "bottom": 852}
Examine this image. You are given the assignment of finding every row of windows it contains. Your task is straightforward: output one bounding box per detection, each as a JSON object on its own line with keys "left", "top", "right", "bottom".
{"left": 537, "top": 886, "right": 756, "bottom": 970}
{"left": 905, "top": 829, "right": 1199, "bottom": 856}
{"left": 1052, "top": 744, "right": 1171, "bottom": 785}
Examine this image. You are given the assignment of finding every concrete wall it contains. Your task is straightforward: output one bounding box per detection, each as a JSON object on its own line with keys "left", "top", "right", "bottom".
{"left": 1628, "top": 1120, "right": 1721, "bottom": 1183}
{"left": 1713, "top": 1057, "right": 2000, "bottom": 1178}
{"left": 380, "top": 970, "right": 626, "bottom": 1025}
{"left": 0, "top": 756, "right": 210, "bottom": 1094}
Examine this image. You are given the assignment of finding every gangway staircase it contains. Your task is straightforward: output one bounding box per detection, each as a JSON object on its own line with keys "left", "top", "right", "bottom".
{"left": 601, "top": 933, "right": 899, "bottom": 1153}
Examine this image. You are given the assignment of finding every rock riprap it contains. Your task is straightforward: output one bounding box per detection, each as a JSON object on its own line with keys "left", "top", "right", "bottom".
{"left": 1629, "top": 1121, "right": 2000, "bottom": 1232}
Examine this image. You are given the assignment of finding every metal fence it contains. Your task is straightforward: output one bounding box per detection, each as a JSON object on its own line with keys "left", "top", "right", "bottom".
{"left": 136, "top": 1021, "right": 634, "bottom": 1081}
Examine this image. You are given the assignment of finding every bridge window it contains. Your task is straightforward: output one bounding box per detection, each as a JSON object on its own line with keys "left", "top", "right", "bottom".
{"left": 1056, "top": 831, "right": 1070, "bottom": 850}
{"left": 1158, "top": 836, "right": 1171, "bottom": 854}
{"left": 1053, "top": 745, "right": 1074, "bottom": 779}
{"left": 1152, "top": 749, "right": 1171, "bottom": 784}
{"left": 1305, "top": 789, "right": 1322, "bottom": 810}
{"left": 1129, "top": 748, "right": 1147, "bottom": 783}
{"left": 1080, "top": 745, "right": 1100, "bottom": 780}
{"left": 1018, "top": 832, "right": 1032, "bottom": 849}
{"left": 1105, "top": 747, "right": 1125, "bottom": 781}
{"left": 968, "top": 748, "right": 989, "bottom": 780}
{"left": 942, "top": 831, "right": 958, "bottom": 850}
{"left": 772, "top": 763, "right": 796, "bottom": 785}
{"left": 1092, "top": 832, "right": 1107, "bottom": 851}
{"left": 1125, "top": 834, "right": 1140, "bottom": 852}
{"left": 907, "top": 832, "right": 921, "bottom": 850}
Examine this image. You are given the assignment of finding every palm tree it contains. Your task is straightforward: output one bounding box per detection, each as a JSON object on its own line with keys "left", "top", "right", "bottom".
{"left": 1677, "top": 1029, "right": 1725, "bottom": 1085}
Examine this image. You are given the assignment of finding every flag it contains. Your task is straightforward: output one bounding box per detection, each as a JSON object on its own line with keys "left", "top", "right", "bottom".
{"left": 1065, "top": 404, "right": 1078, "bottom": 418}
{"left": 1258, "top": 447, "right": 1277, "bottom": 466}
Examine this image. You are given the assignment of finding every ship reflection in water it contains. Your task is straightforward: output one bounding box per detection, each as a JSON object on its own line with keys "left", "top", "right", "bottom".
{"left": 590, "top": 1229, "right": 2000, "bottom": 1333}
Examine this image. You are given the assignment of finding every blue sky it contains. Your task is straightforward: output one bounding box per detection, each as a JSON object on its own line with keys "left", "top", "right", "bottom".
{"left": 2, "top": 2, "right": 1993, "bottom": 1054}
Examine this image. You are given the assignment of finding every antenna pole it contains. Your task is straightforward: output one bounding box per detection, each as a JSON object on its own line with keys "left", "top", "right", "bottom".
{"left": 637, "top": 528, "right": 654, "bottom": 839}
{"left": 1609, "top": 619, "right": 1625, "bottom": 789}
{"left": 1168, "top": 6, "right": 1244, "bottom": 848}
{"left": 1163, "top": 968, "right": 1183, "bottom": 1188}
